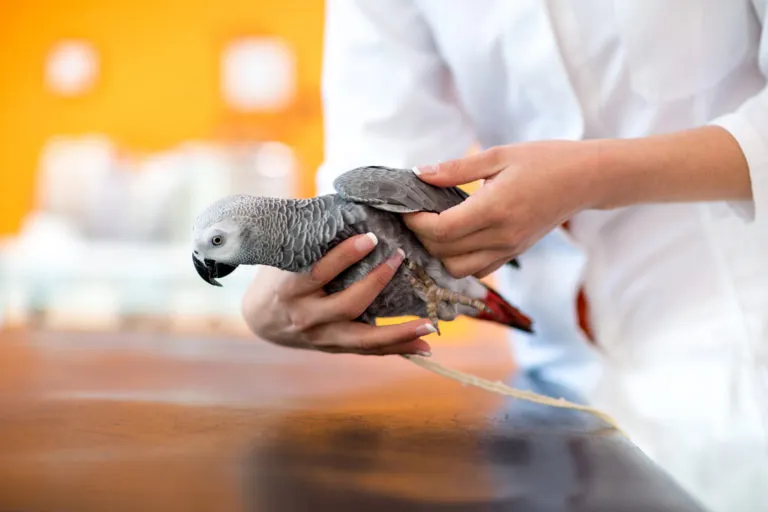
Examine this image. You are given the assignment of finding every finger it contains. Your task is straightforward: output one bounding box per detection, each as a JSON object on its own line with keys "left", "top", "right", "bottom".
{"left": 358, "top": 338, "right": 433, "bottom": 356}
{"left": 413, "top": 147, "right": 505, "bottom": 187}
{"left": 404, "top": 193, "right": 497, "bottom": 242}
{"left": 416, "top": 226, "right": 509, "bottom": 259}
{"left": 284, "top": 232, "right": 379, "bottom": 297}
{"left": 310, "top": 249, "right": 406, "bottom": 323}
{"left": 435, "top": 193, "right": 502, "bottom": 239}
{"left": 443, "top": 249, "right": 512, "bottom": 278}
{"left": 310, "top": 318, "right": 438, "bottom": 353}
{"left": 475, "top": 258, "right": 509, "bottom": 279}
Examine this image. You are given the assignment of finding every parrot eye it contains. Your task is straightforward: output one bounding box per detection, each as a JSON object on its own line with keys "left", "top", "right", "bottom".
{"left": 211, "top": 235, "right": 224, "bottom": 247}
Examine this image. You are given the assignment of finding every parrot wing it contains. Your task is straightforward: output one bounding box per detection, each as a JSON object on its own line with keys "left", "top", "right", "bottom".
{"left": 333, "top": 165, "right": 519, "bottom": 268}
{"left": 332, "top": 166, "right": 469, "bottom": 214}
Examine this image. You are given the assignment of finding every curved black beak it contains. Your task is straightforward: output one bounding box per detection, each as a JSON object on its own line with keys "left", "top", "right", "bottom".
{"left": 193, "top": 255, "right": 238, "bottom": 287}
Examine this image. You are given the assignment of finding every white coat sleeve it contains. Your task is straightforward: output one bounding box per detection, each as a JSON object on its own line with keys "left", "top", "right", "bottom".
{"left": 315, "top": 0, "right": 475, "bottom": 195}
{"left": 709, "top": 0, "right": 768, "bottom": 223}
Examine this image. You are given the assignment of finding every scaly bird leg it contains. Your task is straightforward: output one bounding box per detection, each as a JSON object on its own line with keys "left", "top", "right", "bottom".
{"left": 433, "top": 288, "right": 491, "bottom": 314}
{"left": 405, "top": 260, "right": 491, "bottom": 335}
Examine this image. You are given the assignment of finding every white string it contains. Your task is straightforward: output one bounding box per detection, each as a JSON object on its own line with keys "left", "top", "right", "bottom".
{"left": 401, "top": 354, "right": 625, "bottom": 436}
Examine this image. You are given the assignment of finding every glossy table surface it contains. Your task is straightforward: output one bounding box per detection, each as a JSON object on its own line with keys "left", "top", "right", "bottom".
{"left": 0, "top": 327, "right": 709, "bottom": 512}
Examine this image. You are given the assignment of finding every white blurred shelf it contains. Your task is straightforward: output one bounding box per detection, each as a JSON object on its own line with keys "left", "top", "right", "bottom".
{"left": 0, "top": 236, "right": 262, "bottom": 332}
{"left": 0, "top": 134, "right": 296, "bottom": 334}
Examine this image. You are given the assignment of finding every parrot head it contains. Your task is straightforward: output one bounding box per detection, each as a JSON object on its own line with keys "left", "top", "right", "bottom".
{"left": 191, "top": 195, "right": 257, "bottom": 287}
{"left": 192, "top": 193, "right": 313, "bottom": 285}
{"left": 192, "top": 220, "right": 241, "bottom": 287}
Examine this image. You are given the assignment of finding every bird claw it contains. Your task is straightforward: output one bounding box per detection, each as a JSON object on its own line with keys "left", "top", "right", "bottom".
{"left": 406, "top": 258, "right": 488, "bottom": 336}
{"left": 429, "top": 317, "right": 442, "bottom": 336}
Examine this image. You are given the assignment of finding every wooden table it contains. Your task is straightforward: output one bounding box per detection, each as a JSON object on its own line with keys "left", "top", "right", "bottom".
{"left": 0, "top": 327, "right": 709, "bottom": 511}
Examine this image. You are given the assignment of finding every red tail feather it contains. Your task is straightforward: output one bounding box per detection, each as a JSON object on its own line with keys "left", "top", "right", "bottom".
{"left": 475, "top": 284, "right": 534, "bottom": 333}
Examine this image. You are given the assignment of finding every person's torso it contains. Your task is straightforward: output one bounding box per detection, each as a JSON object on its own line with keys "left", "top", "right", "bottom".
{"left": 415, "top": 0, "right": 768, "bottom": 353}
{"left": 416, "top": 0, "right": 764, "bottom": 148}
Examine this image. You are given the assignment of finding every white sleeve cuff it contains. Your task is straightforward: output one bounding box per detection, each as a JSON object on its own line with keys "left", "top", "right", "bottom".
{"left": 710, "top": 104, "right": 768, "bottom": 223}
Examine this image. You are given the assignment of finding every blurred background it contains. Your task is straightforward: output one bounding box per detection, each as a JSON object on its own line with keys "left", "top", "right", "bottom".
{"left": 0, "top": 0, "right": 325, "bottom": 335}
{"left": 0, "top": 0, "right": 478, "bottom": 340}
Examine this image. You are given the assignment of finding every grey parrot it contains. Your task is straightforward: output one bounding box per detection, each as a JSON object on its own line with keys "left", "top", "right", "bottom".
{"left": 191, "top": 166, "right": 533, "bottom": 334}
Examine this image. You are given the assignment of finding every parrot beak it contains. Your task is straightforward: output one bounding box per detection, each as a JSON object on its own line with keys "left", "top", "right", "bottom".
{"left": 193, "top": 254, "right": 238, "bottom": 287}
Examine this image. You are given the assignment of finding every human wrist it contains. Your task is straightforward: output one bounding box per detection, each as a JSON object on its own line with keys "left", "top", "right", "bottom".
{"left": 579, "top": 137, "right": 648, "bottom": 211}
{"left": 559, "top": 138, "right": 623, "bottom": 212}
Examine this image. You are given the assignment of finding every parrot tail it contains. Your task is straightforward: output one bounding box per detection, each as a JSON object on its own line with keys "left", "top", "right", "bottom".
{"left": 475, "top": 284, "right": 534, "bottom": 334}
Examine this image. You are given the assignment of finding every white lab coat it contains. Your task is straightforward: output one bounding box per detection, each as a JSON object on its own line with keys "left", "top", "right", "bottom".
{"left": 316, "top": 1, "right": 768, "bottom": 510}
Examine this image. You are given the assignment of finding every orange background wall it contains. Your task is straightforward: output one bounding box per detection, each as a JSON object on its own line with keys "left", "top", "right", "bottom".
{"left": 0, "top": 0, "right": 327, "bottom": 235}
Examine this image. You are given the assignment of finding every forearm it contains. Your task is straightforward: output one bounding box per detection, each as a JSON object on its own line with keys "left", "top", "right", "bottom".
{"left": 587, "top": 125, "right": 753, "bottom": 210}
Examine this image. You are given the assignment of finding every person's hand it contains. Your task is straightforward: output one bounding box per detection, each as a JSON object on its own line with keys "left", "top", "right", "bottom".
{"left": 241, "top": 233, "right": 435, "bottom": 356}
{"left": 404, "top": 141, "right": 604, "bottom": 278}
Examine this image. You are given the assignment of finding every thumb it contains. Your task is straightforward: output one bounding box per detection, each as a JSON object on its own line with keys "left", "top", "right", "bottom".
{"left": 413, "top": 148, "right": 504, "bottom": 187}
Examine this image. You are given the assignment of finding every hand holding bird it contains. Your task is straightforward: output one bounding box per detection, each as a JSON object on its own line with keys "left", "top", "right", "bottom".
{"left": 191, "top": 166, "right": 533, "bottom": 356}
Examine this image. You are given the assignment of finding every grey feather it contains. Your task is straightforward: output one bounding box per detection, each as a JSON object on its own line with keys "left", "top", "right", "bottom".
{"left": 333, "top": 165, "right": 469, "bottom": 213}
{"left": 191, "top": 166, "right": 528, "bottom": 330}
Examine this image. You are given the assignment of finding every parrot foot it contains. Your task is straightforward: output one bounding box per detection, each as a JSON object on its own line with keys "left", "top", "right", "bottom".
{"left": 404, "top": 259, "right": 491, "bottom": 335}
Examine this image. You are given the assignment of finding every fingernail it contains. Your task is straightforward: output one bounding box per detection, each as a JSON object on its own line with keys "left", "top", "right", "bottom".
{"left": 417, "top": 350, "right": 432, "bottom": 357}
{"left": 355, "top": 232, "right": 378, "bottom": 251}
{"left": 417, "top": 322, "right": 437, "bottom": 336}
{"left": 387, "top": 248, "right": 405, "bottom": 269}
{"left": 412, "top": 164, "right": 438, "bottom": 176}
